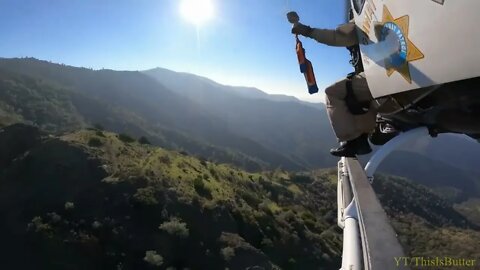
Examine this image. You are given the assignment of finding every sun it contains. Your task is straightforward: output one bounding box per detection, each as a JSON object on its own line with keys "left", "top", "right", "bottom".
{"left": 180, "top": 0, "right": 214, "bottom": 26}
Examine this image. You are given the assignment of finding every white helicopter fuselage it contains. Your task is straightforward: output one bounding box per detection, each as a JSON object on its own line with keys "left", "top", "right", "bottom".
{"left": 352, "top": 0, "right": 480, "bottom": 98}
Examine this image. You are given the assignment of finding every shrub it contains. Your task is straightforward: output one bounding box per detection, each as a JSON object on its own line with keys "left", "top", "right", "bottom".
{"left": 221, "top": 247, "right": 235, "bottom": 261}
{"left": 159, "top": 217, "right": 189, "bottom": 238}
{"left": 92, "top": 221, "right": 102, "bottom": 229}
{"left": 118, "top": 133, "right": 135, "bottom": 143}
{"left": 28, "top": 216, "right": 51, "bottom": 233}
{"left": 95, "top": 130, "right": 105, "bottom": 137}
{"left": 321, "top": 253, "right": 331, "bottom": 261}
{"left": 158, "top": 155, "right": 171, "bottom": 164}
{"left": 261, "top": 237, "right": 274, "bottom": 248}
{"left": 133, "top": 187, "right": 158, "bottom": 205}
{"left": 47, "top": 212, "right": 62, "bottom": 223}
{"left": 290, "top": 173, "right": 313, "bottom": 183}
{"left": 301, "top": 211, "right": 316, "bottom": 222}
{"left": 138, "top": 136, "right": 151, "bottom": 145}
{"left": 64, "top": 201, "right": 75, "bottom": 210}
{"left": 240, "top": 190, "right": 261, "bottom": 207}
{"left": 208, "top": 167, "right": 218, "bottom": 179}
{"left": 194, "top": 177, "right": 205, "bottom": 189}
{"left": 144, "top": 250, "right": 163, "bottom": 266}
{"left": 194, "top": 177, "right": 211, "bottom": 198}
{"left": 88, "top": 137, "right": 103, "bottom": 147}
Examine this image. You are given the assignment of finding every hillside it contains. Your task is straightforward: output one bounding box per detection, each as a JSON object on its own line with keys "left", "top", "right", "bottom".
{"left": 373, "top": 175, "right": 480, "bottom": 260}
{"left": 0, "top": 57, "right": 479, "bottom": 204}
{"left": 144, "top": 68, "right": 337, "bottom": 169}
{"left": 0, "top": 124, "right": 342, "bottom": 270}
{"left": 421, "top": 134, "right": 480, "bottom": 174}
{"left": 1, "top": 123, "right": 479, "bottom": 269}
{"left": 143, "top": 68, "right": 305, "bottom": 104}
{"left": 0, "top": 57, "right": 306, "bottom": 171}
{"left": 378, "top": 151, "right": 480, "bottom": 201}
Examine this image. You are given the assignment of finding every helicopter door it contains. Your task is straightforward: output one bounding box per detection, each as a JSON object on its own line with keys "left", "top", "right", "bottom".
{"left": 350, "top": 0, "right": 480, "bottom": 98}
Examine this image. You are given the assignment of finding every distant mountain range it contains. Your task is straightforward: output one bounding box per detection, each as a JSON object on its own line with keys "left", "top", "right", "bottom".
{"left": 0, "top": 57, "right": 479, "bottom": 202}
{"left": 143, "top": 67, "right": 319, "bottom": 107}
{"left": 0, "top": 57, "right": 338, "bottom": 171}
{"left": 144, "top": 67, "right": 337, "bottom": 169}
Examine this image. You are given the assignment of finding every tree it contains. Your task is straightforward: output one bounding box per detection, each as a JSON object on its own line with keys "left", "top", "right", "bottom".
{"left": 159, "top": 217, "right": 189, "bottom": 238}
{"left": 88, "top": 137, "right": 103, "bottom": 147}
{"left": 138, "top": 136, "right": 151, "bottom": 145}
{"left": 118, "top": 133, "right": 135, "bottom": 143}
{"left": 144, "top": 250, "right": 163, "bottom": 266}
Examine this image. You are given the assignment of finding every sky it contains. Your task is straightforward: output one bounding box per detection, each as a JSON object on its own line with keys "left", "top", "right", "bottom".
{"left": 0, "top": 0, "right": 354, "bottom": 102}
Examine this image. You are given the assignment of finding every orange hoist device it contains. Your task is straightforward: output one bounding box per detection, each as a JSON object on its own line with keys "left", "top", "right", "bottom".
{"left": 288, "top": 11, "right": 318, "bottom": 94}
{"left": 295, "top": 35, "right": 318, "bottom": 94}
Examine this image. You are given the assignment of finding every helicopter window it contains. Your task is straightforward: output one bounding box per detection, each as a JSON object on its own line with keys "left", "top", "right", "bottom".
{"left": 353, "top": 0, "right": 366, "bottom": 14}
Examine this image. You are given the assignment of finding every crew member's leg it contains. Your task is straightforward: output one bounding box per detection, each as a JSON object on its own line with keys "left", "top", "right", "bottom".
{"left": 351, "top": 73, "right": 377, "bottom": 136}
{"left": 325, "top": 73, "right": 376, "bottom": 156}
{"left": 325, "top": 79, "right": 357, "bottom": 142}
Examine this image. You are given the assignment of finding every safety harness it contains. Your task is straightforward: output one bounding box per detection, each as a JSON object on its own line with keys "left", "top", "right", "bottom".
{"left": 345, "top": 45, "right": 370, "bottom": 115}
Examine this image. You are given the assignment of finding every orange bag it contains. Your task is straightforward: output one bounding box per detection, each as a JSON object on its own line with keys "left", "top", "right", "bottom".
{"left": 296, "top": 35, "right": 318, "bottom": 94}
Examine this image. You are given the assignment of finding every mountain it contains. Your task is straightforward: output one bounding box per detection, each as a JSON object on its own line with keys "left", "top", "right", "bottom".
{"left": 0, "top": 57, "right": 309, "bottom": 171}
{"left": 144, "top": 66, "right": 480, "bottom": 201}
{"left": 420, "top": 134, "right": 480, "bottom": 174}
{"left": 1, "top": 123, "right": 479, "bottom": 269}
{"left": 0, "top": 124, "right": 342, "bottom": 270}
{"left": 143, "top": 68, "right": 308, "bottom": 104}
{"left": 144, "top": 67, "right": 337, "bottom": 168}
{"left": 0, "top": 57, "right": 479, "bottom": 203}
{"left": 378, "top": 151, "right": 480, "bottom": 202}
{"left": 372, "top": 174, "right": 480, "bottom": 258}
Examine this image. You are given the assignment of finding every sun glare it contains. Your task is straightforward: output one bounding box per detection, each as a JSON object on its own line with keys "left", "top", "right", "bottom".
{"left": 180, "top": 0, "right": 214, "bottom": 26}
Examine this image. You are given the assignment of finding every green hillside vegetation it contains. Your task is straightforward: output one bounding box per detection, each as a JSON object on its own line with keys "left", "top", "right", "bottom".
{"left": 1, "top": 123, "right": 479, "bottom": 269}
{"left": 455, "top": 198, "right": 480, "bottom": 226}
{"left": 372, "top": 175, "right": 480, "bottom": 262}
{"left": 0, "top": 124, "right": 342, "bottom": 270}
{"left": 1, "top": 57, "right": 480, "bottom": 269}
{"left": 0, "top": 69, "right": 85, "bottom": 132}
{"left": 1, "top": 57, "right": 479, "bottom": 203}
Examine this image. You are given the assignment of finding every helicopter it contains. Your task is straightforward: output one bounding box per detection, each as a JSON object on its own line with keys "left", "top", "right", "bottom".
{"left": 345, "top": 0, "right": 480, "bottom": 144}
{"left": 310, "top": 2, "right": 480, "bottom": 269}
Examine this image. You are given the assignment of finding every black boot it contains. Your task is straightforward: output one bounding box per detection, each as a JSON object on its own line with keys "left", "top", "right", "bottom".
{"left": 330, "top": 141, "right": 357, "bottom": 157}
{"left": 353, "top": 133, "right": 372, "bottom": 155}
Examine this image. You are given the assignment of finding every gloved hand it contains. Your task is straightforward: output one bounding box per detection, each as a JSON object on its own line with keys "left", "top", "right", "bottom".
{"left": 287, "top": 12, "right": 313, "bottom": 37}
{"left": 291, "top": 23, "right": 313, "bottom": 37}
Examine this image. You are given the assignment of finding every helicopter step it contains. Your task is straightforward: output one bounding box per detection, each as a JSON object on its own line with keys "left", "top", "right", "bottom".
{"left": 338, "top": 157, "right": 409, "bottom": 270}
{"left": 337, "top": 127, "right": 442, "bottom": 269}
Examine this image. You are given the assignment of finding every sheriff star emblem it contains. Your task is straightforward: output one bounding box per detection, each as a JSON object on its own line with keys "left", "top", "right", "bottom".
{"left": 380, "top": 6, "right": 424, "bottom": 83}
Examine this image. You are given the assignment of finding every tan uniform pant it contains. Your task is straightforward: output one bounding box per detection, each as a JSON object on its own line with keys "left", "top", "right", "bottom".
{"left": 325, "top": 72, "right": 377, "bottom": 142}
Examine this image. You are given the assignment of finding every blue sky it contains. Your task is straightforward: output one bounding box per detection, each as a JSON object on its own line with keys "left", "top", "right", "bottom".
{"left": 0, "top": 0, "right": 353, "bottom": 102}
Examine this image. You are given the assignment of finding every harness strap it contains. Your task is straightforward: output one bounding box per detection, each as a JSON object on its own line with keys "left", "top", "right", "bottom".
{"left": 345, "top": 72, "right": 370, "bottom": 115}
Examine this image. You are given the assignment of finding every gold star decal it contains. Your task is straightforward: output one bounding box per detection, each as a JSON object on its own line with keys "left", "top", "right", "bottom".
{"left": 382, "top": 5, "right": 424, "bottom": 83}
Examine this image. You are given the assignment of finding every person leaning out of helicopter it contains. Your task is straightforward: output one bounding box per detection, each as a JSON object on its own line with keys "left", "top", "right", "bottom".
{"left": 289, "top": 14, "right": 377, "bottom": 157}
